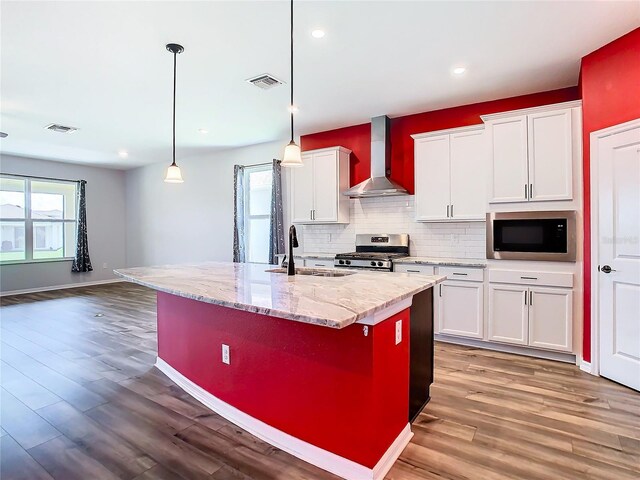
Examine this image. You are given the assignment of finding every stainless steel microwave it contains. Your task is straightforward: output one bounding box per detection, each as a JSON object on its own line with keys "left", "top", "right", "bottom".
{"left": 486, "top": 211, "right": 577, "bottom": 262}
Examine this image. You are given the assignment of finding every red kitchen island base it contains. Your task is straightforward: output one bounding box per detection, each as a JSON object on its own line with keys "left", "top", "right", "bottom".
{"left": 155, "top": 292, "right": 413, "bottom": 480}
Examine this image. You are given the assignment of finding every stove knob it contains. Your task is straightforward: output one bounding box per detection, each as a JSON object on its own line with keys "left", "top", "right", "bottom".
{"left": 377, "top": 261, "right": 383, "bottom": 267}
{"left": 345, "top": 260, "right": 351, "bottom": 265}
{"left": 338, "top": 259, "right": 345, "bottom": 265}
{"left": 370, "top": 261, "right": 377, "bottom": 267}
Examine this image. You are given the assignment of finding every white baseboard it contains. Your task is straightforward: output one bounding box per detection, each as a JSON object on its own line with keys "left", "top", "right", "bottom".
{"left": 579, "top": 360, "right": 596, "bottom": 375}
{"left": 435, "top": 334, "right": 577, "bottom": 364}
{"left": 156, "top": 357, "right": 412, "bottom": 480}
{"left": 0, "top": 278, "right": 124, "bottom": 297}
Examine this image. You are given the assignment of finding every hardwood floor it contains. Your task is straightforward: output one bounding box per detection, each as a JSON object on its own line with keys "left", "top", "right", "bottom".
{"left": 1, "top": 283, "right": 639, "bottom": 480}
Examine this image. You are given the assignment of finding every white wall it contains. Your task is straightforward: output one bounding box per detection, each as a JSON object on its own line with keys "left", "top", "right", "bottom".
{"left": 125, "top": 140, "right": 288, "bottom": 267}
{"left": 299, "top": 196, "right": 486, "bottom": 259}
{"left": 0, "top": 154, "right": 126, "bottom": 293}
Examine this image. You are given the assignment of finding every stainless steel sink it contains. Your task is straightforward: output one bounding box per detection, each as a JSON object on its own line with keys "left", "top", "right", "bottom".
{"left": 265, "top": 267, "right": 355, "bottom": 277}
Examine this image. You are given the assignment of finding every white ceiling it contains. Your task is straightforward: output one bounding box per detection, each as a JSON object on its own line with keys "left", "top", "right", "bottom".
{"left": 1, "top": 1, "right": 638, "bottom": 169}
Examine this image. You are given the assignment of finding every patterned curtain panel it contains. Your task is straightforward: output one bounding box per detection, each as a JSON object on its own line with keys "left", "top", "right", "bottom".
{"left": 71, "top": 180, "right": 93, "bottom": 273}
{"left": 269, "top": 159, "right": 285, "bottom": 265}
{"left": 233, "top": 165, "right": 246, "bottom": 263}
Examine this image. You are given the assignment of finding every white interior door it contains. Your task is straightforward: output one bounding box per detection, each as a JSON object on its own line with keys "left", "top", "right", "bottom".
{"left": 414, "top": 135, "right": 451, "bottom": 221}
{"left": 450, "top": 129, "right": 486, "bottom": 220}
{"left": 598, "top": 125, "right": 640, "bottom": 391}
{"left": 311, "top": 151, "right": 338, "bottom": 222}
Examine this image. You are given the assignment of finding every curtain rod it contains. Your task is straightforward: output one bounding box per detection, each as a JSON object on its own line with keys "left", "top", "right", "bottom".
{"left": 242, "top": 159, "right": 281, "bottom": 168}
{"left": 0, "top": 172, "right": 84, "bottom": 184}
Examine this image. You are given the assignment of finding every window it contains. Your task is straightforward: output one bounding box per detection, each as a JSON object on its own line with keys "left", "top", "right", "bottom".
{"left": 0, "top": 175, "right": 77, "bottom": 264}
{"left": 244, "top": 166, "right": 273, "bottom": 264}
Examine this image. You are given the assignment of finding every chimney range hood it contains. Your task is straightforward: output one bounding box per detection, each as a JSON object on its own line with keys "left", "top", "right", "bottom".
{"left": 342, "top": 115, "right": 408, "bottom": 198}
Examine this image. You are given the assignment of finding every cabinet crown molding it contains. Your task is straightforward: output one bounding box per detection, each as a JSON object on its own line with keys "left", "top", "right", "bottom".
{"left": 411, "top": 124, "right": 484, "bottom": 140}
{"left": 480, "top": 100, "right": 582, "bottom": 123}
{"left": 301, "top": 146, "right": 352, "bottom": 155}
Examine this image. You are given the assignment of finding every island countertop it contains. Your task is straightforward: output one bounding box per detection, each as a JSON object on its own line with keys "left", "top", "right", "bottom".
{"left": 114, "top": 262, "right": 444, "bottom": 329}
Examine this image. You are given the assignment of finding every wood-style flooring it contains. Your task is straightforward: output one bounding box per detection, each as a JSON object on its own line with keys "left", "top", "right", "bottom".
{"left": 1, "top": 283, "right": 639, "bottom": 480}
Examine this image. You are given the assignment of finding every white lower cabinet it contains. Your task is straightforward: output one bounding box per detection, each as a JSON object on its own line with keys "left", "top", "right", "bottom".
{"left": 488, "top": 284, "right": 529, "bottom": 345}
{"left": 438, "top": 281, "right": 484, "bottom": 339}
{"left": 488, "top": 281, "right": 573, "bottom": 352}
{"left": 528, "top": 287, "right": 572, "bottom": 352}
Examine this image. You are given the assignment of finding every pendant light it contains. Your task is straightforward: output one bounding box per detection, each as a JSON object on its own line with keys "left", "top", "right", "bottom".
{"left": 281, "top": 0, "right": 303, "bottom": 167}
{"left": 164, "top": 43, "right": 185, "bottom": 183}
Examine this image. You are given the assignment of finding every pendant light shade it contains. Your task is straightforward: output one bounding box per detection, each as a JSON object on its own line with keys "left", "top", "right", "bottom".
{"left": 164, "top": 43, "right": 185, "bottom": 183}
{"left": 164, "top": 164, "right": 184, "bottom": 183}
{"left": 282, "top": 140, "right": 303, "bottom": 167}
{"left": 281, "top": 0, "right": 303, "bottom": 168}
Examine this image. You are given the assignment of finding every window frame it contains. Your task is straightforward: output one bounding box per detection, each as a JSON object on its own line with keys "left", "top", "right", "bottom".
{"left": 0, "top": 174, "right": 78, "bottom": 265}
{"left": 243, "top": 165, "right": 273, "bottom": 264}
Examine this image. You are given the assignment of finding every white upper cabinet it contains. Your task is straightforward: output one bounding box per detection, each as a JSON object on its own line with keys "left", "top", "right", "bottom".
{"left": 289, "top": 146, "right": 351, "bottom": 224}
{"left": 527, "top": 109, "right": 573, "bottom": 201}
{"left": 414, "top": 134, "right": 450, "bottom": 221}
{"left": 483, "top": 103, "right": 579, "bottom": 204}
{"left": 450, "top": 129, "right": 487, "bottom": 220}
{"left": 413, "top": 125, "right": 485, "bottom": 222}
{"left": 489, "top": 116, "right": 529, "bottom": 203}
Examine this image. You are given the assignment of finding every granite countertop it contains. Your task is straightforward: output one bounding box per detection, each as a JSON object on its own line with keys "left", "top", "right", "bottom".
{"left": 394, "top": 257, "right": 487, "bottom": 268}
{"left": 115, "top": 262, "right": 444, "bottom": 329}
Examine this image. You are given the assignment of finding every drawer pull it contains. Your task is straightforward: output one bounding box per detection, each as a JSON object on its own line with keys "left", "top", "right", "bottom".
{"left": 452, "top": 272, "right": 468, "bottom": 276}
{"left": 406, "top": 269, "right": 421, "bottom": 273}
{"left": 521, "top": 276, "right": 538, "bottom": 280}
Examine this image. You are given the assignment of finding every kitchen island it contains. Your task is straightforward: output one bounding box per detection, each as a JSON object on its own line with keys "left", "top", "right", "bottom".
{"left": 115, "top": 262, "right": 444, "bottom": 480}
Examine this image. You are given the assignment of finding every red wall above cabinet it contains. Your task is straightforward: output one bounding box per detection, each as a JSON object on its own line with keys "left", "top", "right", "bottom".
{"left": 300, "top": 87, "right": 579, "bottom": 194}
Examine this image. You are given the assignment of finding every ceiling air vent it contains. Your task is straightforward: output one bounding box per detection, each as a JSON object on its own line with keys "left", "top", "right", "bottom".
{"left": 246, "top": 74, "right": 283, "bottom": 90}
{"left": 45, "top": 123, "right": 79, "bottom": 133}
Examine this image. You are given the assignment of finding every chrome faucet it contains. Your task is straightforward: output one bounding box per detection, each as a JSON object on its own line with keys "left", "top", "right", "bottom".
{"left": 288, "top": 225, "right": 299, "bottom": 276}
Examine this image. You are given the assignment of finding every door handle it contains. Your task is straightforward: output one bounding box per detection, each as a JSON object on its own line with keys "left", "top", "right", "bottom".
{"left": 446, "top": 205, "right": 450, "bottom": 218}
{"left": 439, "top": 284, "right": 442, "bottom": 297}
{"left": 529, "top": 291, "right": 533, "bottom": 305}
{"left": 451, "top": 204, "right": 454, "bottom": 217}
{"left": 525, "top": 184, "right": 528, "bottom": 200}
{"left": 524, "top": 291, "right": 527, "bottom": 305}
{"left": 600, "top": 265, "right": 616, "bottom": 274}
{"left": 529, "top": 184, "right": 533, "bottom": 199}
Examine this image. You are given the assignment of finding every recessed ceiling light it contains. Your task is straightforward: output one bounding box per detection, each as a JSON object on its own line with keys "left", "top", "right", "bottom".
{"left": 288, "top": 104, "right": 299, "bottom": 114}
{"left": 452, "top": 66, "right": 467, "bottom": 76}
{"left": 198, "top": 128, "right": 209, "bottom": 134}
{"left": 118, "top": 150, "right": 128, "bottom": 158}
{"left": 311, "top": 29, "right": 325, "bottom": 39}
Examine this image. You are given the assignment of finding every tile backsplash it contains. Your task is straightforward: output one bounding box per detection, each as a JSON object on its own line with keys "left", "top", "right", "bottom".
{"left": 300, "top": 196, "right": 486, "bottom": 259}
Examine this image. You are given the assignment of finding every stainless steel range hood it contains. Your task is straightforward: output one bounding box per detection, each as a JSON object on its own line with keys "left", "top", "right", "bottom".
{"left": 342, "top": 115, "right": 408, "bottom": 198}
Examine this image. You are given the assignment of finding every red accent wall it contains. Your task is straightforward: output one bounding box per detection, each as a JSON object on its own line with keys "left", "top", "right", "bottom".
{"left": 579, "top": 27, "right": 640, "bottom": 363}
{"left": 301, "top": 87, "right": 579, "bottom": 194}
{"left": 157, "top": 292, "right": 410, "bottom": 468}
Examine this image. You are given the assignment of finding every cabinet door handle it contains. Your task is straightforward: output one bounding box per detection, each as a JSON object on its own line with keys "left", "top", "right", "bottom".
{"left": 446, "top": 205, "right": 450, "bottom": 218}
{"left": 530, "top": 291, "right": 533, "bottom": 305}
{"left": 439, "top": 284, "right": 442, "bottom": 297}
{"left": 529, "top": 184, "right": 533, "bottom": 199}
{"left": 524, "top": 291, "right": 527, "bottom": 305}
{"left": 451, "top": 204, "right": 454, "bottom": 217}
{"left": 525, "top": 184, "right": 528, "bottom": 200}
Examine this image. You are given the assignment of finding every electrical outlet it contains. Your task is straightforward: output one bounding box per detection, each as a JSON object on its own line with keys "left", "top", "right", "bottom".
{"left": 222, "top": 344, "right": 230, "bottom": 364}
{"left": 395, "top": 320, "right": 402, "bottom": 345}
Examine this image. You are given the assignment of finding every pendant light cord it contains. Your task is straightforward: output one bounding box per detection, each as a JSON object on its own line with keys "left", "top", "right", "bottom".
{"left": 290, "top": 0, "right": 294, "bottom": 143}
{"left": 172, "top": 51, "right": 177, "bottom": 166}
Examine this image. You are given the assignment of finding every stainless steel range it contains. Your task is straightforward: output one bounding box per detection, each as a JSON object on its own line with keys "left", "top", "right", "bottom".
{"left": 334, "top": 234, "right": 409, "bottom": 272}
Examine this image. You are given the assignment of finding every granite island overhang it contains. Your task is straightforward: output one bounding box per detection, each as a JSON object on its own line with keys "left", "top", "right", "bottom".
{"left": 115, "top": 262, "right": 445, "bottom": 480}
